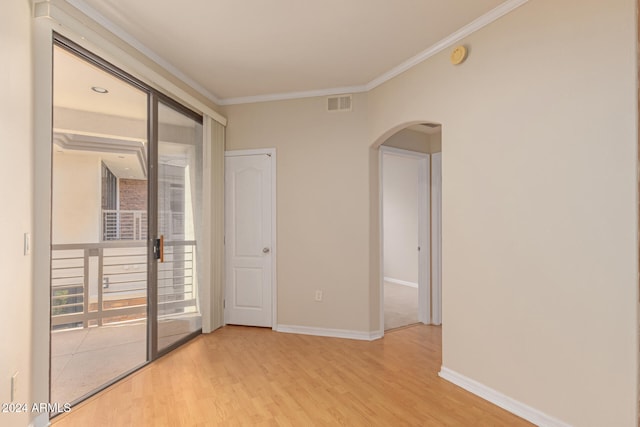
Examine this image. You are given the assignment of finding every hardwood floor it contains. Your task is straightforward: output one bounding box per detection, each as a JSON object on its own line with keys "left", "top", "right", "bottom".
{"left": 52, "top": 325, "right": 532, "bottom": 426}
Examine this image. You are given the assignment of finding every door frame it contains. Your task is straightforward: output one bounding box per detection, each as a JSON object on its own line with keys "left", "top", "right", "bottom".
{"left": 379, "top": 146, "right": 430, "bottom": 332}
{"left": 224, "top": 148, "right": 277, "bottom": 329}
{"left": 34, "top": 12, "right": 224, "bottom": 417}
{"left": 431, "top": 152, "right": 442, "bottom": 325}
{"left": 43, "top": 33, "right": 209, "bottom": 409}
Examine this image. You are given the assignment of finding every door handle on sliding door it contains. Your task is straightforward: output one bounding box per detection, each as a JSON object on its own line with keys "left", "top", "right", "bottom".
{"left": 153, "top": 235, "right": 165, "bottom": 262}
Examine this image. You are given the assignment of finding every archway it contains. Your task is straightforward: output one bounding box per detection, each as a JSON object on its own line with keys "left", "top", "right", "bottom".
{"left": 370, "top": 121, "right": 442, "bottom": 334}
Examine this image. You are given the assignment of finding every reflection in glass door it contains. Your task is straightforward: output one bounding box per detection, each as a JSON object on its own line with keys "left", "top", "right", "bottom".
{"left": 154, "top": 101, "right": 203, "bottom": 353}
{"left": 50, "top": 42, "right": 149, "bottom": 405}
{"left": 50, "top": 36, "right": 205, "bottom": 408}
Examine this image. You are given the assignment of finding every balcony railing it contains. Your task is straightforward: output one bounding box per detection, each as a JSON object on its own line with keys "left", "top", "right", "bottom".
{"left": 102, "top": 210, "right": 147, "bottom": 241}
{"left": 102, "top": 210, "right": 186, "bottom": 242}
{"left": 51, "top": 240, "right": 197, "bottom": 330}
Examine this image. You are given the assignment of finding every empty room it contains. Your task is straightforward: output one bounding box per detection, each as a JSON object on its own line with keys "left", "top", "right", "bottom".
{"left": 1, "top": 1, "right": 638, "bottom": 426}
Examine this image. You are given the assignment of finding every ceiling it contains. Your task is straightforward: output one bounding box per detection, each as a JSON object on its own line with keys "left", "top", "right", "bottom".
{"left": 68, "top": 0, "right": 515, "bottom": 104}
{"left": 54, "top": 45, "right": 148, "bottom": 121}
{"left": 53, "top": 46, "right": 199, "bottom": 179}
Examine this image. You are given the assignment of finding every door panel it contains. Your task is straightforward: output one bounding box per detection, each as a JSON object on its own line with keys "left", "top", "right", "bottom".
{"left": 50, "top": 43, "right": 148, "bottom": 405}
{"left": 50, "top": 37, "right": 207, "bottom": 409}
{"left": 156, "top": 101, "right": 203, "bottom": 352}
{"left": 225, "top": 153, "right": 273, "bottom": 327}
{"left": 234, "top": 268, "right": 263, "bottom": 308}
{"left": 235, "top": 167, "right": 263, "bottom": 256}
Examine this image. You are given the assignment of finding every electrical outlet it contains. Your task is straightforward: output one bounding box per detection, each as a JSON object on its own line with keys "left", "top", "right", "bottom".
{"left": 11, "top": 372, "right": 18, "bottom": 402}
{"left": 314, "top": 290, "right": 323, "bottom": 302}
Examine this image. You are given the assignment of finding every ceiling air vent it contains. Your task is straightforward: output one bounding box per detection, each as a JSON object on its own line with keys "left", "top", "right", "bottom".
{"left": 327, "top": 95, "right": 352, "bottom": 112}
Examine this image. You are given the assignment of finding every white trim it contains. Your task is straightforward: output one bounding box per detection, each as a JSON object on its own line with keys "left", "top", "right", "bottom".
{"left": 65, "top": 0, "right": 223, "bottom": 106}
{"left": 270, "top": 151, "right": 277, "bottom": 329}
{"left": 224, "top": 148, "right": 277, "bottom": 329}
{"left": 431, "top": 153, "right": 442, "bottom": 325}
{"left": 34, "top": 0, "right": 227, "bottom": 126}
{"left": 33, "top": 12, "right": 54, "bottom": 411}
{"left": 62, "top": 0, "right": 528, "bottom": 107}
{"left": 221, "top": 0, "right": 529, "bottom": 105}
{"left": 438, "top": 367, "right": 571, "bottom": 427}
{"left": 29, "top": 413, "right": 50, "bottom": 427}
{"left": 365, "top": 0, "right": 529, "bottom": 91}
{"left": 225, "top": 149, "right": 275, "bottom": 158}
{"left": 384, "top": 277, "right": 418, "bottom": 288}
{"left": 220, "top": 85, "right": 367, "bottom": 106}
{"left": 378, "top": 149, "right": 385, "bottom": 334}
{"left": 379, "top": 145, "right": 429, "bottom": 159}
{"left": 417, "top": 154, "right": 430, "bottom": 324}
{"left": 277, "top": 325, "right": 383, "bottom": 341}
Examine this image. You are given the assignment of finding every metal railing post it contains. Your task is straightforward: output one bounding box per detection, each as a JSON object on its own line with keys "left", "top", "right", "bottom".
{"left": 97, "top": 248, "right": 104, "bottom": 326}
{"left": 83, "top": 248, "right": 89, "bottom": 328}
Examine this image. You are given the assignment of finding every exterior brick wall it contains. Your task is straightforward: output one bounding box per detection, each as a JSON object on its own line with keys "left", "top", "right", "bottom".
{"left": 119, "top": 179, "right": 147, "bottom": 210}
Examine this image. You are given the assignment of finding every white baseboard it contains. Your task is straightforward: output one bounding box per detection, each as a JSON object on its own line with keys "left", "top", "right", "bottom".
{"left": 276, "top": 324, "right": 383, "bottom": 341}
{"left": 29, "top": 413, "right": 50, "bottom": 427}
{"left": 438, "top": 367, "right": 571, "bottom": 427}
{"left": 384, "top": 277, "right": 418, "bottom": 288}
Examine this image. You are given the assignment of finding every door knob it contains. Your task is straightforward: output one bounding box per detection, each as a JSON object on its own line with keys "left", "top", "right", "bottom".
{"left": 263, "top": 247, "right": 270, "bottom": 253}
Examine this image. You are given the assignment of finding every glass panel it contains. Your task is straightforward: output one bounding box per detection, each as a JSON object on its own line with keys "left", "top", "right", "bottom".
{"left": 156, "top": 102, "right": 203, "bottom": 351}
{"left": 51, "top": 45, "right": 148, "bottom": 405}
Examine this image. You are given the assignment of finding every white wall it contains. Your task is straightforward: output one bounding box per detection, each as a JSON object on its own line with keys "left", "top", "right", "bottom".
{"left": 383, "top": 128, "right": 429, "bottom": 153}
{"left": 51, "top": 151, "right": 102, "bottom": 244}
{"left": 226, "top": 0, "right": 638, "bottom": 425}
{"left": 368, "top": 0, "right": 638, "bottom": 425}
{"left": 0, "top": 1, "right": 33, "bottom": 426}
{"left": 382, "top": 152, "right": 419, "bottom": 284}
{"left": 14, "top": 0, "right": 637, "bottom": 425}
{"left": 224, "top": 94, "right": 372, "bottom": 332}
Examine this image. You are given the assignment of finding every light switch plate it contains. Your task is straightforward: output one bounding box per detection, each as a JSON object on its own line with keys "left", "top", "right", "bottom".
{"left": 24, "top": 233, "right": 30, "bottom": 256}
{"left": 11, "top": 372, "right": 18, "bottom": 401}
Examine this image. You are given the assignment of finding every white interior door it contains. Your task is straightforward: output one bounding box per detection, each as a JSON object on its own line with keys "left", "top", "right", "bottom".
{"left": 224, "top": 150, "right": 274, "bottom": 327}
{"left": 380, "top": 146, "right": 430, "bottom": 330}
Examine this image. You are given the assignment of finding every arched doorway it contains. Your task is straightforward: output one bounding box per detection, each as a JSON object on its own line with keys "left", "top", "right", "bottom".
{"left": 372, "top": 122, "right": 442, "bottom": 333}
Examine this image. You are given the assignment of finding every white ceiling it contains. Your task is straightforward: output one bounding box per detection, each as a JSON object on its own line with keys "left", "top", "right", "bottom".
{"left": 54, "top": 46, "right": 198, "bottom": 179}
{"left": 68, "top": 0, "right": 516, "bottom": 104}
{"left": 54, "top": 45, "right": 148, "bottom": 121}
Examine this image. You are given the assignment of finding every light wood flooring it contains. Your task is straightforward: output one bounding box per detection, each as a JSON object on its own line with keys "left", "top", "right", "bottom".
{"left": 384, "top": 281, "right": 419, "bottom": 330}
{"left": 52, "top": 325, "right": 531, "bottom": 426}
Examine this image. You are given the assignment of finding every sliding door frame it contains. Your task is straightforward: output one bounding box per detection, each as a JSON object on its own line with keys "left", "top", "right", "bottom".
{"left": 148, "top": 92, "right": 159, "bottom": 361}
{"left": 153, "top": 95, "right": 204, "bottom": 359}
{"left": 50, "top": 32, "right": 204, "bottom": 400}
{"left": 33, "top": 4, "right": 223, "bottom": 418}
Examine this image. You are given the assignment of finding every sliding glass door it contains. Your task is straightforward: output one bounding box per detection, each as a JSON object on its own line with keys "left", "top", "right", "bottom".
{"left": 154, "top": 101, "right": 203, "bottom": 353}
{"left": 51, "top": 42, "right": 149, "bottom": 405}
{"left": 50, "top": 36, "right": 204, "bottom": 407}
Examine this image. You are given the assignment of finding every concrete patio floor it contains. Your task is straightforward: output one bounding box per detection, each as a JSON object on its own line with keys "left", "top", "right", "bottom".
{"left": 51, "top": 315, "right": 201, "bottom": 404}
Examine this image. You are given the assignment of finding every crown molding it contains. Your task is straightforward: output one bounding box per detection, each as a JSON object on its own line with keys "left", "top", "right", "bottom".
{"left": 218, "top": 85, "right": 368, "bottom": 106}
{"left": 365, "top": 0, "right": 529, "bottom": 91}
{"left": 222, "top": 0, "right": 528, "bottom": 105}
{"left": 54, "top": 131, "right": 147, "bottom": 177}
{"left": 64, "top": 0, "right": 223, "bottom": 105}
{"left": 60, "top": 0, "right": 529, "bottom": 107}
